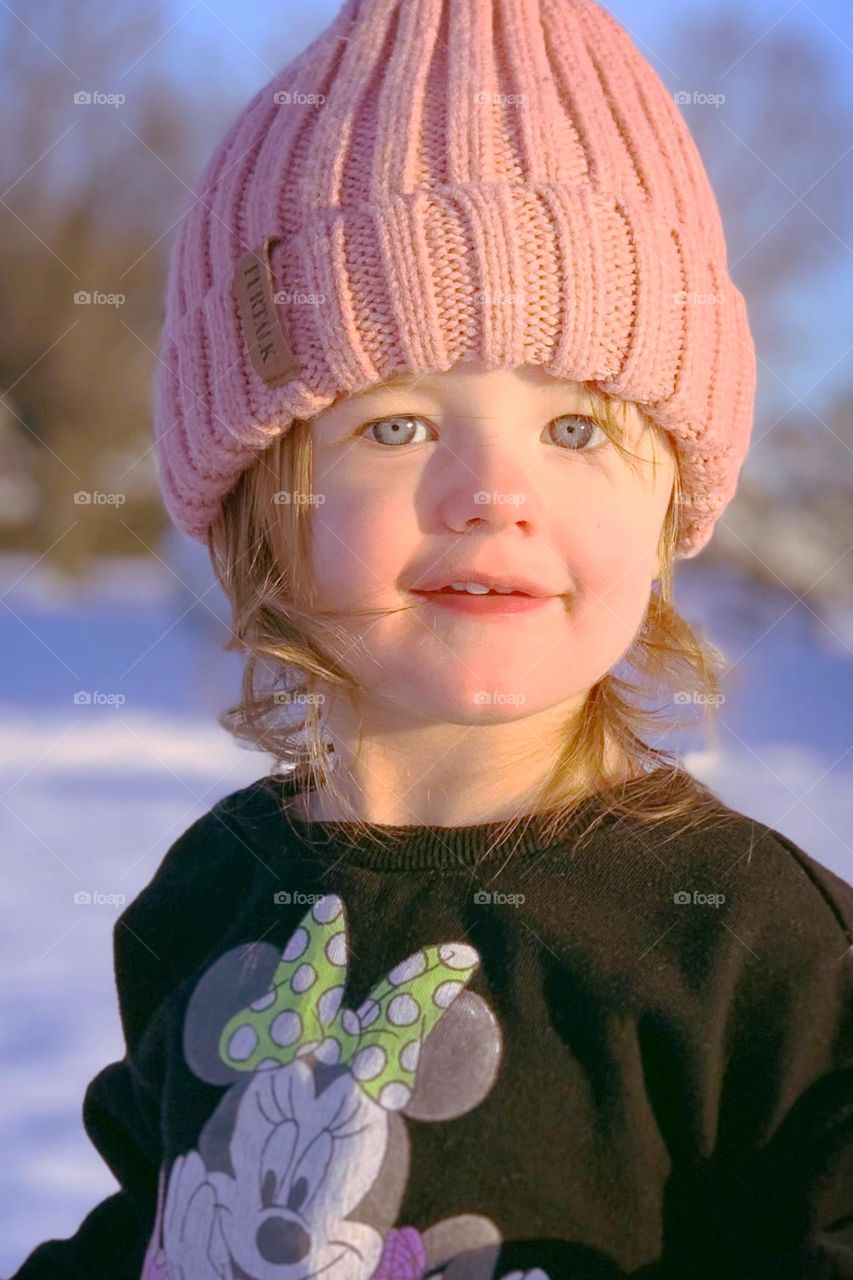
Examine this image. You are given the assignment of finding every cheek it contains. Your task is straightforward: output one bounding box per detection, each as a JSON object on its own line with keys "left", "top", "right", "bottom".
{"left": 560, "top": 481, "right": 665, "bottom": 653}
{"left": 567, "top": 465, "right": 666, "bottom": 579}
{"left": 309, "top": 481, "right": 413, "bottom": 605}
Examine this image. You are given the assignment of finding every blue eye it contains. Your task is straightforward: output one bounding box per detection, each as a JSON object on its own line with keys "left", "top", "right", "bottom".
{"left": 548, "top": 413, "right": 608, "bottom": 451}
{"left": 357, "top": 412, "right": 608, "bottom": 450}
{"left": 359, "top": 415, "right": 432, "bottom": 446}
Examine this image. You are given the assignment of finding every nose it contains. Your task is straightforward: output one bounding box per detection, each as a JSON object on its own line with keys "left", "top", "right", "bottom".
{"left": 256, "top": 1216, "right": 311, "bottom": 1264}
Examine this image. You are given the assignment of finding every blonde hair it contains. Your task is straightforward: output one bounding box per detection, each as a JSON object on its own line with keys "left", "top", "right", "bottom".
{"left": 208, "top": 382, "right": 735, "bottom": 859}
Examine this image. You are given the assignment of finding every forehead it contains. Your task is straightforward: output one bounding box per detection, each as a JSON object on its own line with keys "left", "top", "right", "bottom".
{"left": 341, "top": 363, "right": 593, "bottom": 405}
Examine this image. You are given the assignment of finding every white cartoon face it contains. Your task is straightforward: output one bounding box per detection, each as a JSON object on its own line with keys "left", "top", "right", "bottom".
{"left": 162, "top": 1057, "right": 390, "bottom": 1278}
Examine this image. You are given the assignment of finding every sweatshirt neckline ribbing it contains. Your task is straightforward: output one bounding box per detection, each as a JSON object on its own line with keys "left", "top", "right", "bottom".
{"left": 263, "top": 767, "right": 676, "bottom": 871}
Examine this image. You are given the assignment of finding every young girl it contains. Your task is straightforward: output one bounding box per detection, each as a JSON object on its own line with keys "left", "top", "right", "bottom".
{"left": 12, "top": 0, "right": 853, "bottom": 1277}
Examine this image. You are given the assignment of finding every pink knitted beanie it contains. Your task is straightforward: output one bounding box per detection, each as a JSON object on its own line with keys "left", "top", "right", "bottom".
{"left": 153, "top": 0, "right": 756, "bottom": 560}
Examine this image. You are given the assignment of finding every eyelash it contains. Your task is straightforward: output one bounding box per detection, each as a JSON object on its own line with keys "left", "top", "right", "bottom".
{"left": 356, "top": 413, "right": 609, "bottom": 452}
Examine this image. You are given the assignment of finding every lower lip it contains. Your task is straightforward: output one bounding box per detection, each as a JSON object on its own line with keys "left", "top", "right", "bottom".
{"left": 412, "top": 591, "right": 552, "bottom": 615}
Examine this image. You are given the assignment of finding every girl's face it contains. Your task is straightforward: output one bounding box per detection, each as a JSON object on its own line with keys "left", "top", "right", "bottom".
{"left": 301, "top": 361, "right": 675, "bottom": 729}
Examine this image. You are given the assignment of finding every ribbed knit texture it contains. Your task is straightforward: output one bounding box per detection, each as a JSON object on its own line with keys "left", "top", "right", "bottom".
{"left": 262, "top": 765, "right": 677, "bottom": 870}
{"left": 152, "top": 0, "right": 756, "bottom": 559}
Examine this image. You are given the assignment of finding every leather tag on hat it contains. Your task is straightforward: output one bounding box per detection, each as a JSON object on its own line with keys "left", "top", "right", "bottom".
{"left": 234, "top": 237, "right": 301, "bottom": 386}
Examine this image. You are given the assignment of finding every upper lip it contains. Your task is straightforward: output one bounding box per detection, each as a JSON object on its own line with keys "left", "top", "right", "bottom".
{"left": 409, "top": 570, "right": 559, "bottom": 598}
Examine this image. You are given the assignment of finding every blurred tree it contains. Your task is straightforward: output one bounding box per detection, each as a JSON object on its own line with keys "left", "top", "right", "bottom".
{"left": 656, "top": 8, "right": 853, "bottom": 603}
{"left": 717, "top": 388, "right": 853, "bottom": 610}
{"left": 0, "top": 0, "right": 237, "bottom": 574}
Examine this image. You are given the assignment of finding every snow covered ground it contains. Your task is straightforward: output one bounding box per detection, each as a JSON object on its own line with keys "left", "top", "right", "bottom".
{"left": 1, "top": 546, "right": 851, "bottom": 1273}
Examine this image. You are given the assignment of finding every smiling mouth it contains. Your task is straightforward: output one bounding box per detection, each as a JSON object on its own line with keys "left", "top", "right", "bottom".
{"left": 421, "top": 586, "right": 534, "bottom": 596}
{"left": 411, "top": 589, "right": 552, "bottom": 613}
{"left": 229, "top": 1244, "right": 355, "bottom": 1280}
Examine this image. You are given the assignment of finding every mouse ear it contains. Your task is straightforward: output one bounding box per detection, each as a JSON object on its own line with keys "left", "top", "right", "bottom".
{"left": 404, "top": 989, "right": 503, "bottom": 1121}
{"left": 217, "top": 892, "right": 350, "bottom": 1074}
{"left": 345, "top": 941, "right": 481, "bottom": 1112}
{"left": 182, "top": 941, "right": 285, "bottom": 1085}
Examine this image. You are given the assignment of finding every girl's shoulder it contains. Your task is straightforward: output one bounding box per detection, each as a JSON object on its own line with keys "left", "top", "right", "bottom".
{"left": 111, "top": 777, "right": 293, "bottom": 1048}
{"left": 116, "top": 778, "right": 284, "bottom": 948}
{"left": 630, "top": 785, "right": 853, "bottom": 963}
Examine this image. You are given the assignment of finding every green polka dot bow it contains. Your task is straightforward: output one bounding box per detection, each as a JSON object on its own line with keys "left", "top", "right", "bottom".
{"left": 219, "top": 893, "right": 480, "bottom": 1111}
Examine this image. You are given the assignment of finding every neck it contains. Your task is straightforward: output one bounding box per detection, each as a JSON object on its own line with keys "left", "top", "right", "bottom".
{"left": 285, "top": 719, "right": 635, "bottom": 828}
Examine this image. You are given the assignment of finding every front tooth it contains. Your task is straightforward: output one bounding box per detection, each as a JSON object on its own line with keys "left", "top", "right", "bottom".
{"left": 450, "top": 581, "right": 491, "bottom": 594}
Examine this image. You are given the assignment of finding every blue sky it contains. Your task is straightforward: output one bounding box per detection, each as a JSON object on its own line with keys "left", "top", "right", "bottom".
{"left": 156, "top": 0, "right": 853, "bottom": 94}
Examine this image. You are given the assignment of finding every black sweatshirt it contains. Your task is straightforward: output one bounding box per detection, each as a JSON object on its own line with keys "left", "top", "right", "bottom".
{"left": 8, "top": 767, "right": 853, "bottom": 1280}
